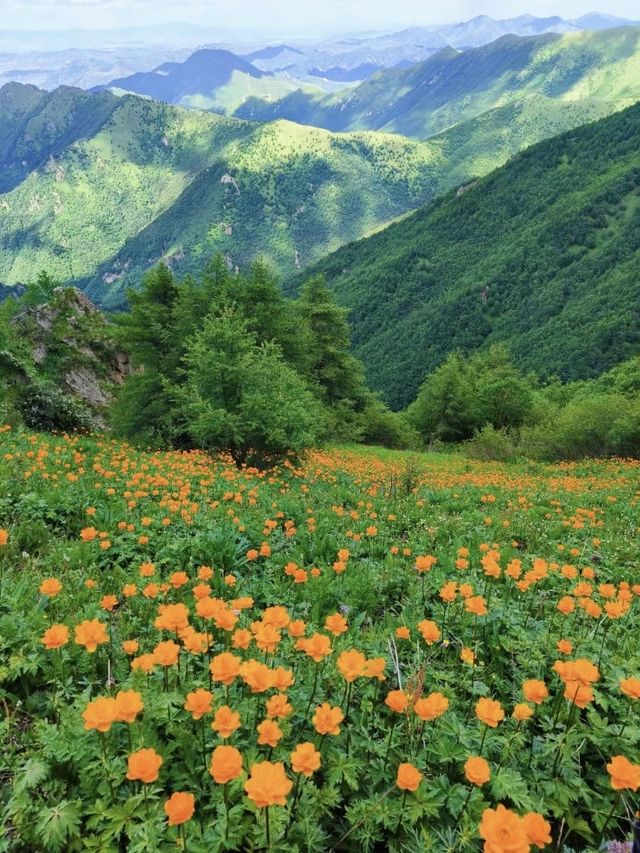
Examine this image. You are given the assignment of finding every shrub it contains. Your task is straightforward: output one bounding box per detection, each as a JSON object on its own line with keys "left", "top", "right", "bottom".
{"left": 464, "top": 424, "right": 517, "bottom": 462}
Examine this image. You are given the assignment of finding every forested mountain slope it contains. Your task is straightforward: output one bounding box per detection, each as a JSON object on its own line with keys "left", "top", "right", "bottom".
{"left": 291, "top": 103, "right": 640, "bottom": 408}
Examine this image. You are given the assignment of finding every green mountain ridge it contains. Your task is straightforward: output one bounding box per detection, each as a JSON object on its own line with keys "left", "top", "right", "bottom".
{"left": 0, "top": 83, "right": 451, "bottom": 305}
{"left": 290, "top": 102, "right": 640, "bottom": 408}
{"left": 235, "top": 27, "right": 640, "bottom": 139}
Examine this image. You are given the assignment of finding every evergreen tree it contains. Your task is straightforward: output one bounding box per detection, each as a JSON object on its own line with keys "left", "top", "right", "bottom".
{"left": 175, "top": 309, "right": 323, "bottom": 466}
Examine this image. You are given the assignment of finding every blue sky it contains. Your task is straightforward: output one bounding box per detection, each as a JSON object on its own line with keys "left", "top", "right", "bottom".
{"left": 1, "top": 0, "right": 637, "bottom": 34}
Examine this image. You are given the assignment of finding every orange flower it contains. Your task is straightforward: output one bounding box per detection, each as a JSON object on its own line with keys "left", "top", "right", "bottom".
{"left": 101, "top": 595, "right": 118, "bottom": 612}
{"left": 415, "top": 555, "right": 436, "bottom": 574}
{"left": 522, "top": 680, "right": 548, "bottom": 705}
{"left": 131, "top": 653, "right": 156, "bottom": 673}
{"left": 337, "top": 649, "right": 367, "bottom": 682}
{"left": 522, "top": 812, "right": 552, "bottom": 849}
{"left": 464, "top": 756, "right": 490, "bottom": 786}
{"left": 0, "top": 529, "right": 8, "bottom": 546}
{"left": 395, "top": 626, "right": 410, "bottom": 640}
{"left": 257, "top": 719, "right": 283, "bottom": 748}
{"left": 155, "top": 603, "right": 190, "bottom": 632}
{"left": 153, "top": 640, "right": 180, "bottom": 667}
{"left": 298, "top": 633, "right": 332, "bottom": 662}
{"left": 74, "top": 619, "right": 109, "bottom": 653}
{"left": 475, "top": 698, "right": 505, "bottom": 728}
{"left": 607, "top": 755, "right": 640, "bottom": 791}
{"left": 239, "top": 660, "right": 273, "bottom": 693}
{"left": 620, "top": 677, "right": 640, "bottom": 700}
{"left": 385, "top": 690, "right": 409, "bottom": 714}
{"left": 244, "top": 761, "right": 293, "bottom": 807}
{"left": 82, "top": 696, "right": 118, "bottom": 732}
{"left": 232, "top": 628, "right": 253, "bottom": 650}
{"left": 396, "top": 763, "right": 422, "bottom": 792}
{"left": 41, "top": 624, "right": 69, "bottom": 649}
{"left": 126, "top": 748, "right": 163, "bottom": 783}
{"left": 115, "top": 689, "right": 144, "bottom": 724}
{"left": 164, "top": 791, "right": 195, "bottom": 826}
{"left": 210, "top": 652, "right": 242, "bottom": 686}
{"left": 414, "top": 692, "right": 449, "bottom": 721}
{"left": 479, "top": 804, "right": 529, "bottom": 853}
{"left": 312, "top": 703, "right": 344, "bottom": 736}
{"left": 417, "top": 620, "right": 441, "bottom": 645}
{"left": 80, "top": 526, "right": 98, "bottom": 542}
{"left": 556, "top": 639, "right": 573, "bottom": 655}
{"left": 266, "top": 694, "right": 293, "bottom": 719}
{"left": 461, "top": 647, "right": 476, "bottom": 666}
{"left": 363, "top": 657, "right": 386, "bottom": 680}
{"left": 513, "top": 703, "right": 534, "bottom": 722}
{"left": 210, "top": 745, "right": 243, "bottom": 784}
{"left": 211, "top": 705, "right": 241, "bottom": 739}
{"left": 184, "top": 688, "right": 213, "bottom": 720}
{"left": 290, "top": 742, "right": 321, "bottom": 777}
{"left": 465, "top": 596, "right": 488, "bottom": 616}
{"left": 324, "top": 613, "right": 348, "bottom": 636}
{"left": 262, "top": 605, "right": 290, "bottom": 628}
{"left": 39, "top": 578, "right": 62, "bottom": 597}
{"left": 271, "top": 667, "right": 295, "bottom": 691}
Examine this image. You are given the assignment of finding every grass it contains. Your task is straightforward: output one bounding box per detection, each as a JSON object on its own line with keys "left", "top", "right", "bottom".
{"left": 0, "top": 427, "right": 638, "bottom": 850}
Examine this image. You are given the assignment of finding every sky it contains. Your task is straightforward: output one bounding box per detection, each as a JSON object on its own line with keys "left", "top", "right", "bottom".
{"left": 0, "top": 0, "right": 637, "bottom": 37}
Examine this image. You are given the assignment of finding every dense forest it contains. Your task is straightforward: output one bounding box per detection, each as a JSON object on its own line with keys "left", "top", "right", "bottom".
{"left": 293, "top": 101, "right": 640, "bottom": 408}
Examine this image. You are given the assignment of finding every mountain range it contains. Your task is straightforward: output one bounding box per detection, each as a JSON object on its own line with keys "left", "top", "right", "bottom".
{"left": 293, "top": 101, "right": 640, "bottom": 407}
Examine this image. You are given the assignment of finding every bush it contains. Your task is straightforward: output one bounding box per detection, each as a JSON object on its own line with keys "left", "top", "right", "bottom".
{"left": 464, "top": 424, "right": 517, "bottom": 461}
{"left": 16, "top": 377, "right": 96, "bottom": 433}
{"left": 360, "top": 398, "right": 420, "bottom": 449}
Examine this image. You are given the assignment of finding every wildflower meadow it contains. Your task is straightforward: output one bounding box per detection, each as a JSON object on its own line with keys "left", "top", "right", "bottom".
{"left": 0, "top": 428, "right": 639, "bottom": 851}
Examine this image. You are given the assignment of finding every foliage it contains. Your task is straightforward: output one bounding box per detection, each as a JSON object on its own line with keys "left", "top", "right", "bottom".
{"left": 175, "top": 310, "right": 324, "bottom": 465}
{"left": 297, "top": 101, "right": 640, "bottom": 408}
{"left": 0, "top": 429, "right": 638, "bottom": 851}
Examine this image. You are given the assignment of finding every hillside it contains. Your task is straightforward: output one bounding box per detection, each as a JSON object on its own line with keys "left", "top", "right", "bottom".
{"left": 235, "top": 27, "right": 640, "bottom": 139}
{"left": 0, "top": 83, "right": 450, "bottom": 306}
{"left": 291, "top": 103, "right": 640, "bottom": 408}
{"left": 97, "top": 48, "right": 321, "bottom": 113}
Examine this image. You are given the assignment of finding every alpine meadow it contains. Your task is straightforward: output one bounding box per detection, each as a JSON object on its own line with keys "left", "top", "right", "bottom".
{"left": 0, "top": 4, "right": 639, "bottom": 853}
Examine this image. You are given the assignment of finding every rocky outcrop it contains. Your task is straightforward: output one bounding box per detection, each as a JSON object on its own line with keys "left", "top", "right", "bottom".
{"left": 11, "top": 287, "right": 129, "bottom": 419}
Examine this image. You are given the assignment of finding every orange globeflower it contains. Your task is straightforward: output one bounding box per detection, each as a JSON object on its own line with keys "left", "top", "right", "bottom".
{"left": 563, "top": 681, "right": 594, "bottom": 708}
{"left": 290, "top": 742, "right": 321, "bottom": 777}
{"left": 211, "top": 706, "right": 241, "bottom": 739}
{"left": 41, "top": 624, "right": 69, "bottom": 649}
{"left": 479, "top": 804, "right": 529, "bottom": 853}
{"left": 0, "top": 529, "right": 8, "bottom": 546}
{"left": 396, "top": 763, "right": 423, "bottom": 792}
{"left": 39, "top": 578, "right": 62, "bottom": 597}
{"left": 607, "top": 755, "right": 640, "bottom": 791}
{"left": 513, "top": 703, "right": 534, "bottom": 722}
{"left": 155, "top": 603, "right": 190, "bottom": 633}
{"left": 232, "top": 628, "right": 252, "bottom": 650}
{"left": 414, "top": 692, "right": 449, "bottom": 721}
{"left": 299, "top": 633, "right": 332, "bottom": 662}
{"left": 475, "top": 698, "right": 505, "bottom": 728}
{"left": 131, "top": 653, "right": 156, "bottom": 673}
{"left": 101, "top": 595, "right": 118, "bottom": 612}
{"left": 210, "top": 745, "right": 243, "bottom": 784}
{"left": 83, "top": 696, "right": 118, "bottom": 732}
{"left": 266, "top": 694, "right": 293, "bottom": 720}
{"left": 257, "top": 719, "right": 283, "bottom": 748}
{"left": 324, "top": 613, "right": 348, "bottom": 636}
{"left": 164, "top": 792, "right": 195, "bottom": 826}
{"left": 210, "top": 652, "right": 242, "bottom": 686}
{"left": 75, "top": 619, "right": 109, "bottom": 653}
{"left": 153, "top": 640, "right": 180, "bottom": 667}
{"left": 461, "top": 647, "right": 476, "bottom": 666}
{"left": 385, "top": 690, "right": 409, "bottom": 714}
{"left": 522, "top": 813, "right": 552, "bottom": 849}
{"left": 240, "top": 660, "right": 273, "bottom": 693}
{"left": 312, "top": 703, "right": 344, "bottom": 736}
{"left": 363, "top": 657, "right": 386, "bottom": 680}
{"left": 620, "top": 677, "right": 640, "bottom": 700}
{"left": 271, "top": 667, "right": 295, "bottom": 691}
{"left": 415, "top": 555, "right": 436, "bottom": 574}
{"left": 126, "top": 748, "right": 163, "bottom": 783}
{"left": 80, "top": 527, "right": 98, "bottom": 542}
{"left": 522, "top": 680, "right": 548, "bottom": 705}
{"left": 465, "top": 596, "right": 488, "bottom": 616}
{"left": 464, "top": 756, "right": 490, "bottom": 786}
{"left": 337, "top": 649, "right": 367, "bottom": 682}
{"left": 244, "top": 761, "right": 293, "bottom": 807}
{"left": 417, "top": 620, "right": 441, "bottom": 645}
{"left": 556, "top": 639, "right": 573, "bottom": 655}
{"left": 115, "top": 690, "right": 144, "bottom": 724}
{"left": 184, "top": 688, "right": 213, "bottom": 720}
{"left": 395, "top": 626, "right": 410, "bottom": 640}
